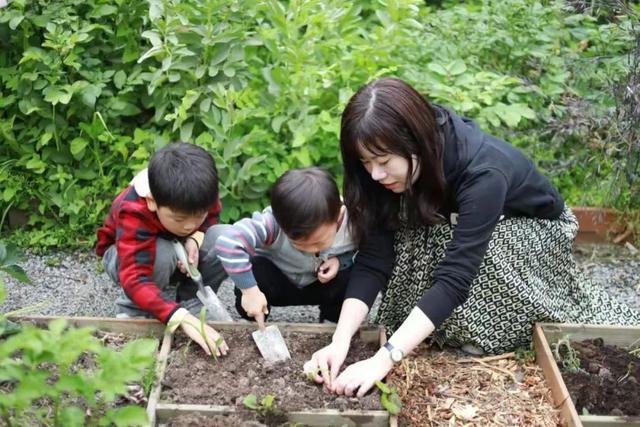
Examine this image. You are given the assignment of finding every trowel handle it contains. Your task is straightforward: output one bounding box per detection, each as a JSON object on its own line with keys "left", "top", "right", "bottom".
{"left": 172, "top": 240, "right": 203, "bottom": 283}
{"left": 255, "top": 312, "right": 266, "bottom": 331}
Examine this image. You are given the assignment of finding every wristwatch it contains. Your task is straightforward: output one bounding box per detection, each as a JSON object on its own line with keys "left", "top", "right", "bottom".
{"left": 383, "top": 342, "right": 404, "bottom": 363}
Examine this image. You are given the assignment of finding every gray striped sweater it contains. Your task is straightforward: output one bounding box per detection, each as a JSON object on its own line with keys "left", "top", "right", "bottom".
{"left": 214, "top": 207, "right": 357, "bottom": 289}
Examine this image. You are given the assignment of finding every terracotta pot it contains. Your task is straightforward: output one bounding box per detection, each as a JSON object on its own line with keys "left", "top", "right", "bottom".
{"left": 571, "top": 206, "right": 629, "bottom": 243}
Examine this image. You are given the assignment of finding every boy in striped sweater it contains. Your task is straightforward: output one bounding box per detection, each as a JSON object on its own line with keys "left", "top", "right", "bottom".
{"left": 214, "top": 167, "right": 357, "bottom": 324}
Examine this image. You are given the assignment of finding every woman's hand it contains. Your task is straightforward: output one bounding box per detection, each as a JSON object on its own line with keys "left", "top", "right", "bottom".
{"left": 332, "top": 349, "right": 393, "bottom": 397}
{"left": 303, "top": 337, "right": 351, "bottom": 389}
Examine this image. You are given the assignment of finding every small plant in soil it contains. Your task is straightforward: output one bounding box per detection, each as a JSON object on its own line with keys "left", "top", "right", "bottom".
{"left": 166, "top": 307, "right": 224, "bottom": 362}
{"left": 514, "top": 344, "right": 536, "bottom": 366}
{"left": 161, "top": 330, "right": 382, "bottom": 412}
{"left": 242, "top": 393, "right": 285, "bottom": 425}
{"left": 552, "top": 336, "right": 582, "bottom": 373}
{"left": 375, "top": 380, "right": 402, "bottom": 415}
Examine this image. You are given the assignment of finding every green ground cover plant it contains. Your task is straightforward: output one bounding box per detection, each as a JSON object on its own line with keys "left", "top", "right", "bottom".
{"left": 0, "top": 0, "right": 638, "bottom": 249}
{"left": 0, "top": 241, "right": 159, "bottom": 426}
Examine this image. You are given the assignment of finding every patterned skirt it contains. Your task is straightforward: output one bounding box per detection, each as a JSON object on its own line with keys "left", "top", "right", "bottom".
{"left": 376, "top": 208, "right": 640, "bottom": 354}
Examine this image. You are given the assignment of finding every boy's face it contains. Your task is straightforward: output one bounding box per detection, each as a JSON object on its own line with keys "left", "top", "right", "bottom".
{"left": 146, "top": 198, "right": 207, "bottom": 237}
{"left": 288, "top": 206, "right": 345, "bottom": 254}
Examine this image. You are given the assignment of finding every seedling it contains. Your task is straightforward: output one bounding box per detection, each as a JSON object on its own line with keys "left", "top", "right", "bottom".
{"left": 375, "top": 380, "right": 402, "bottom": 415}
{"left": 552, "top": 336, "right": 582, "bottom": 373}
{"left": 242, "top": 393, "right": 284, "bottom": 424}
{"left": 514, "top": 344, "right": 536, "bottom": 365}
{"left": 166, "top": 307, "right": 224, "bottom": 363}
{"left": 302, "top": 366, "right": 328, "bottom": 382}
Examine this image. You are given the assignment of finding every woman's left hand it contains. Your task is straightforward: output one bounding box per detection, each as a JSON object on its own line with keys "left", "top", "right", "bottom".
{"left": 331, "top": 350, "right": 393, "bottom": 397}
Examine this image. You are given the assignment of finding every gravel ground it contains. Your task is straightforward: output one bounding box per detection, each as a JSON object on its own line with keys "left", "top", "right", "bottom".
{"left": 1, "top": 243, "right": 638, "bottom": 322}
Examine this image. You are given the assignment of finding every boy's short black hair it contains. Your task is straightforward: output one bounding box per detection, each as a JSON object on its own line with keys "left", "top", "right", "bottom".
{"left": 271, "top": 167, "right": 341, "bottom": 240}
{"left": 148, "top": 142, "right": 218, "bottom": 213}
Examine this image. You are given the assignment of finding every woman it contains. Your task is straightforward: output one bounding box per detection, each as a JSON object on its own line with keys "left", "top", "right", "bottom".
{"left": 304, "top": 78, "right": 639, "bottom": 397}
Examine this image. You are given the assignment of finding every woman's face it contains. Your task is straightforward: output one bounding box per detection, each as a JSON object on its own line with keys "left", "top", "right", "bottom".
{"left": 358, "top": 144, "right": 419, "bottom": 193}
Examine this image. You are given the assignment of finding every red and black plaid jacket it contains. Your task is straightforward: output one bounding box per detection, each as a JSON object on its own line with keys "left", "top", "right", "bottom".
{"left": 96, "top": 186, "right": 221, "bottom": 323}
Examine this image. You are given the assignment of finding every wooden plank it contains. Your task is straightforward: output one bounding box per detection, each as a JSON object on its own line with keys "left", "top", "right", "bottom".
{"left": 156, "top": 403, "right": 389, "bottom": 427}
{"left": 539, "top": 323, "right": 640, "bottom": 348}
{"left": 147, "top": 332, "right": 173, "bottom": 427}
{"left": 9, "top": 315, "right": 166, "bottom": 337}
{"left": 581, "top": 416, "right": 640, "bottom": 427}
{"left": 534, "top": 323, "right": 582, "bottom": 427}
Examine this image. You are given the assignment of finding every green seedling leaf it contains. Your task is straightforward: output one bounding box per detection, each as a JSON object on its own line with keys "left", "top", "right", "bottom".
{"left": 381, "top": 390, "right": 402, "bottom": 415}
{"left": 375, "top": 380, "right": 391, "bottom": 394}
{"left": 243, "top": 393, "right": 259, "bottom": 410}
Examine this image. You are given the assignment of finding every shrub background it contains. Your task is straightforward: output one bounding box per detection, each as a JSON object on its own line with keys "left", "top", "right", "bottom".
{"left": 0, "top": 0, "right": 638, "bottom": 249}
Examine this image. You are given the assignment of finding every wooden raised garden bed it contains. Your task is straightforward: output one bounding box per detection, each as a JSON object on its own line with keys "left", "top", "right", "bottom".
{"left": 10, "top": 316, "right": 394, "bottom": 426}
{"left": 154, "top": 322, "right": 391, "bottom": 427}
{"left": 534, "top": 323, "right": 640, "bottom": 427}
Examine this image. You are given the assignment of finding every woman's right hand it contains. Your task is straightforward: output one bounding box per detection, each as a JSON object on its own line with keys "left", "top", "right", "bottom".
{"left": 303, "top": 336, "right": 351, "bottom": 390}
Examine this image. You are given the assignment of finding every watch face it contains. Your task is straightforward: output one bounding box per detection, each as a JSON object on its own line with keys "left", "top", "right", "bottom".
{"left": 390, "top": 348, "right": 403, "bottom": 363}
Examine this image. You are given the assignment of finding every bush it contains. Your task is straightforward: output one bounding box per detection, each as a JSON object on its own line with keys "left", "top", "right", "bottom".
{"left": 0, "top": 0, "right": 637, "bottom": 249}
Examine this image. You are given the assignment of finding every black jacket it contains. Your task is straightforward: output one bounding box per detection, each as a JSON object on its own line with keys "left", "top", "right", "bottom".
{"left": 345, "top": 105, "right": 564, "bottom": 327}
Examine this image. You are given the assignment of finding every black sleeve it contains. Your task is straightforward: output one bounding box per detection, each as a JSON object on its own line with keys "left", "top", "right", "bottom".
{"left": 344, "top": 228, "right": 395, "bottom": 308}
{"left": 417, "top": 168, "right": 508, "bottom": 327}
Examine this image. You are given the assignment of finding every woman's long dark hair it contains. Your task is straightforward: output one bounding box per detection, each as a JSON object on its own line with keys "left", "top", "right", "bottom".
{"left": 340, "top": 78, "right": 446, "bottom": 242}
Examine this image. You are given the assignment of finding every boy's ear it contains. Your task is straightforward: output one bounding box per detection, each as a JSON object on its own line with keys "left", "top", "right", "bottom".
{"left": 145, "top": 196, "right": 158, "bottom": 212}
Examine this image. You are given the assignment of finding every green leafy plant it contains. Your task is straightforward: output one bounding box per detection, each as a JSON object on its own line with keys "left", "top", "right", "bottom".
{"left": 0, "top": 319, "right": 158, "bottom": 426}
{"left": 1, "top": 0, "right": 638, "bottom": 249}
{"left": 242, "top": 393, "right": 284, "bottom": 423}
{"left": 0, "top": 240, "right": 31, "bottom": 337}
{"left": 375, "top": 380, "right": 402, "bottom": 416}
{"left": 514, "top": 344, "right": 536, "bottom": 366}
{"left": 552, "top": 336, "right": 582, "bottom": 373}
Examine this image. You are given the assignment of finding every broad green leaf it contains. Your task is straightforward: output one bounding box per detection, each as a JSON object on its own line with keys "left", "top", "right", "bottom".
{"left": 242, "top": 394, "right": 258, "bottom": 410}
{"left": 25, "top": 156, "right": 46, "bottom": 173}
{"left": 9, "top": 16, "right": 24, "bottom": 30}
{"left": 81, "top": 84, "right": 102, "bottom": 109}
{"left": 2, "top": 265, "right": 31, "bottom": 284}
{"left": 70, "top": 138, "right": 88, "bottom": 158}
{"left": 113, "top": 71, "right": 127, "bottom": 89}
{"left": 101, "top": 406, "right": 148, "bottom": 427}
{"left": 381, "top": 391, "right": 402, "bottom": 415}
{"left": 448, "top": 60, "right": 467, "bottom": 76}
{"left": 271, "top": 116, "right": 286, "bottom": 133}
{"left": 57, "top": 406, "right": 85, "bottom": 427}
{"left": 427, "top": 62, "right": 448, "bottom": 76}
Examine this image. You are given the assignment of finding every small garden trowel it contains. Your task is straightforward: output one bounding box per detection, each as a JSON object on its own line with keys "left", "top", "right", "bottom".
{"left": 252, "top": 313, "right": 291, "bottom": 363}
{"left": 172, "top": 240, "right": 232, "bottom": 321}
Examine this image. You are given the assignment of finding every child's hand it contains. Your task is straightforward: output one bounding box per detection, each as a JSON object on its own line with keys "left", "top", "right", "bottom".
{"left": 169, "top": 309, "right": 229, "bottom": 356}
{"left": 241, "top": 286, "right": 269, "bottom": 320}
{"left": 177, "top": 237, "right": 200, "bottom": 276}
{"left": 317, "top": 257, "right": 339, "bottom": 283}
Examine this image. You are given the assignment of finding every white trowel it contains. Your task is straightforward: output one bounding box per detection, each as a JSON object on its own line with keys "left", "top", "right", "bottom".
{"left": 172, "top": 240, "right": 232, "bottom": 321}
{"left": 252, "top": 312, "right": 291, "bottom": 363}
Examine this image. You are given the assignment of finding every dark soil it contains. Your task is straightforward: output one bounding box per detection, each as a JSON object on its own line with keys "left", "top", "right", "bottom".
{"left": 161, "top": 329, "right": 382, "bottom": 414}
{"left": 561, "top": 338, "right": 640, "bottom": 416}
